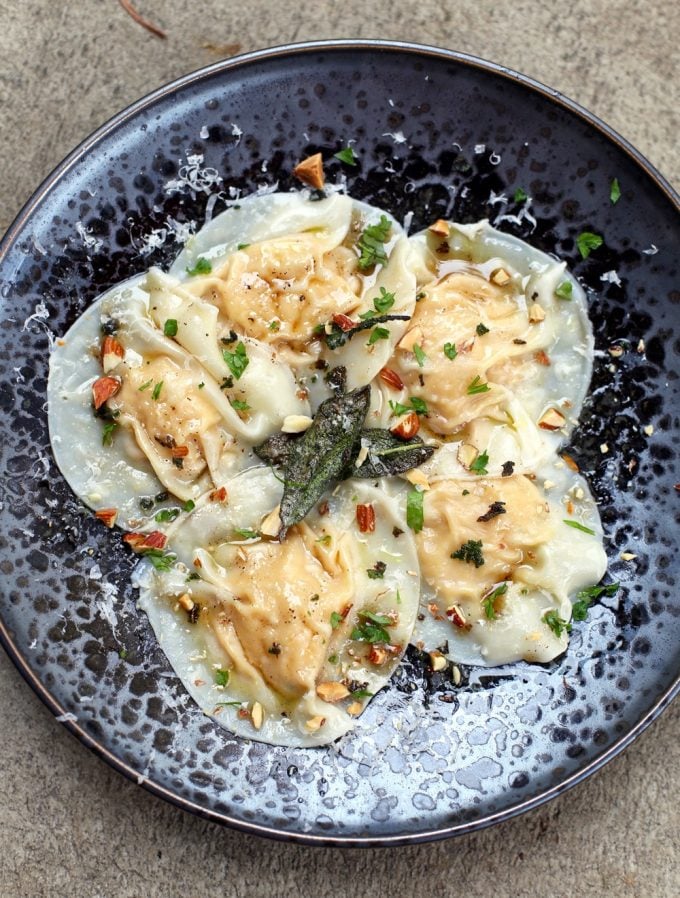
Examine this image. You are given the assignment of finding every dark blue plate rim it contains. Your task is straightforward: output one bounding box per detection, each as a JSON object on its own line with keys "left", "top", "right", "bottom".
{"left": 0, "top": 39, "right": 678, "bottom": 847}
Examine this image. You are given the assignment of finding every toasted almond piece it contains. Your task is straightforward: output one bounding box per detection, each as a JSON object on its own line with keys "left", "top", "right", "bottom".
{"left": 491, "top": 267, "right": 511, "bottom": 286}
{"left": 429, "top": 652, "right": 447, "bottom": 672}
{"left": 457, "top": 442, "right": 478, "bottom": 469}
{"left": 356, "top": 503, "right": 375, "bottom": 533}
{"left": 379, "top": 366, "right": 405, "bottom": 391}
{"left": 528, "top": 303, "right": 545, "bottom": 323}
{"left": 316, "top": 682, "right": 351, "bottom": 703}
{"left": 446, "top": 604, "right": 467, "bottom": 629}
{"left": 354, "top": 444, "right": 369, "bottom": 468}
{"left": 293, "top": 152, "right": 325, "bottom": 189}
{"left": 538, "top": 408, "right": 566, "bottom": 431}
{"left": 304, "top": 715, "right": 326, "bottom": 732}
{"left": 543, "top": 479, "right": 556, "bottom": 491}
{"left": 608, "top": 345, "right": 624, "bottom": 358}
{"left": 398, "top": 326, "right": 423, "bottom": 352}
{"left": 250, "top": 701, "right": 264, "bottom": 730}
{"left": 95, "top": 508, "right": 117, "bottom": 528}
{"left": 92, "top": 375, "right": 121, "bottom": 410}
{"left": 178, "top": 594, "right": 195, "bottom": 612}
{"left": 561, "top": 452, "right": 580, "bottom": 472}
{"left": 566, "top": 500, "right": 574, "bottom": 515}
{"left": 428, "top": 219, "right": 450, "bottom": 237}
{"left": 347, "top": 701, "right": 363, "bottom": 716}
{"left": 123, "top": 529, "right": 167, "bottom": 552}
{"left": 260, "top": 505, "right": 281, "bottom": 538}
{"left": 643, "top": 424, "right": 654, "bottom": 436}
{"left": 368, "top": 646, "right": 388, "bottom": 666}
{"left": 171, "top": 445, "right": 189, "bottom": 458}
{"left": 332, "top": 312, "right": 355, "bottom": 331}
{"left": 282, "top": 414, "right": 314, "bottom": 433}
{"left": 405, "top": 468, "right": 430, "bottom": 490}
{"left": 209, "top": 486, "right": 228, "bottom": 502}
{"left": 600, "top": 442, "right": 609, "bottom": 454}
{"left": 452, "top": 665, "right": 462, "bottom": 686}
{"left": 390, "top": 411, "right": 420, "bottom": 440}
{"left": 637, "top": 339, "right": 645, "bottom": 353}
{"left": 534, "top": 350, "right": 550, "bottom": 366}
{"left": 621, "top": 552, "right": 637, "bottom": 561}
{"left": 101, "top": 335, "right": 124, "bottom": 373}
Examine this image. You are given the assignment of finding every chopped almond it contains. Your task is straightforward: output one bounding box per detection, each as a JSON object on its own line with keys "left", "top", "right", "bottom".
{"left": 446, "top": 605, "right": 468, "bottom": 629}
{"left": 378, "top": 367, "right": 405, "bottom": 391}
{"left": 398, "top": 326, "right": 423, "bottom": 352}
{"left": 534, "top": 350, "right": 550, "bottom": 366}
{"left": 332, "top": 312, "right": 355, "bottom": 331}
{"left": 293, "top": 153, "right": 325, "bottom": 189}
{"left": 491, "top": 267, "right": 511, "bottom": 286}
{"left": 561, "top": 453, "right": 580, "bottom": 472}
{"left": 281, "top": 414, "right": 314, "bottom": 433}
{"left": 428, "top": 219, "right": 450, "bottom": 237}
{"left": 92, "top": 376, "right": 121, "bottom": 410}
{"left": 356, "top": 503, "right": 375, "bottom": 533}
{"left": 178, "top": 594, "right": 195, "bottom": 612}
{"left": 608, "top": 345, "right": 624, "bottom": 358}
{"left": 304, "top": 715, "right": 326, "bottom": 732}
{"left": 95, "top": 508, "right": 117, "bottom": 528}
{"left": 123, "top": 530, "right": 167, "bottom": 552}
{"left": 390, "top": 411, "right": 420, "bottom": 440}
{"left": 260, "top": 506, "right": 281, "bottom": 538}
{"left": 316, "top": 682, "right": 350, "bottom": 703}
{"left": 538, "top": 408, "right": 566, "bottom": 431}
{"left": 347, "top": 701, "right": 363, "bottom": 716}
{"left": 368, "top": 645, "right": 388, "bottom": 666}
{"left": 250, "top": 701, "right": 264, "bottom": 730}
{"left": 528, "top": 303, "right": 546, "bottom": 323}
{"left": 209, "top": 486, "right": 228, "bottom": 502}
{"left": 429, "top": 652, "right": 447, "bottom": 672}
{"left": 405, "top": 468, "right": 430, "bottom": 490}
{"left": 101, "top": 336, "right": 124, "bottom": 373}
{"left": 457, "top": 442, "right": 478, "bottom": 469}
{"left": 171, "top": 445, "right": 189, "bottom": 458}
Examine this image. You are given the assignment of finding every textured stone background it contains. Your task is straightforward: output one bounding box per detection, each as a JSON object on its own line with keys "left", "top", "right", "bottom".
{"left": 0, "top": 2, "right": 678, "bottom": 896}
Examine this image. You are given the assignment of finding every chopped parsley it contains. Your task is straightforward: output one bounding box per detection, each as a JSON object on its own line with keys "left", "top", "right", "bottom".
{"left": 214, "top": 669, "right": 230, "bottom": 687}
{"left": 182, "top": 500, "right": 195, "bottom": 513}
{"left": 367, "top": 325, "right": 390, "bottom": 345}
{"left": 563, "top": 519, "right": 596, "bottom": 535}
{"left": 118, "top": 648, "right": 128, "bottom": 660}
{"left": 328, "top": 654, "right": 339, "bottom": 664}
{"left": 230, "top": 398, "right": 251, "bottom": 412}
{"left": 350, "top": 689, "right": 374, "bottom": 699}
{"left": 330, "top": 611, "right": 343, "bottom": 629}
{"left": 443, "top": 342, "right": 458, "bottom": 360}
{"left": 555, "top": 280, "right": 573, "bottom": 300}
{"left": 151, "top": 380, "right": 164, "bottom": 401}
{"left": 367, "top": 561, "right": 387, "bottom": 580}
{"left": 572, "top": 582, "right": 620, "bottom": 621}
{"left": 610, "top": 178, "right": 621, "bottom": 205}
{"left": 154, "top": 508, "right": 180, "bottom": 523}
{"left": 316, "top": 534, "right": 332, "bottom": 546}
{"left": 513, "top": 187, "right": 528, "bottom": 203}
{"left": 351, "top": 610, "right": 393, "bottom": 644}
{"left": 268, "top": 319, "right": 280, "bottom": 331}
{"left": 451, "top": 539, "right": 484, "bottom": 568}
{"left": 101, "top": 420, "right": 118, "bottom": 446}
{"left": 222, "top": 341, "right": 249, "bottom": 380}
{"left": 143, "top": 549, "right": 177, "bottom": 571}
{"left": 186, "top": 257, "right": 212, "bottom": 276}
{"left": 467, "top": 375, "right": 490, "bottom": 395}
{"left": 389, "top": 397, "right": 428, "bottom": 417}
{"left": 470, "top": 449, "right": 489, "bottom": 475}
{"left": 357, "top": 215, "right": 391, "bottom": 270}
{"left": 576, "top": 231, "right": 603, "bottom": 259}
{"left": 138, "top": 379, "right": 153, "bottom": 392}
{"left": 233, "top": 528, "right": 260, "bottom": 540}
{"left": 163, "top": 319, "right": 178, "bottom": 337}
{"left": 413, "top": 344, "right": 427, "bottom": 367}
{"left": 334, "top": 146, "right": 357, "bottom": 166}
{"left": 482, "top": 582, "right": 508, "bottom": 619}
{"left": 543, "top": 609, "right": 571, "bottom": 637}
{"left": 406, "top": 488, "right": 424, "bottom": 533}
{"left": 476, "top": 322, "right": 490, "bottom": 337}
{"left": 236, "top": 242, "right": 250, "bottom": 251}
{"left": 373, "top": 287, "right": 395, "bottom": 313}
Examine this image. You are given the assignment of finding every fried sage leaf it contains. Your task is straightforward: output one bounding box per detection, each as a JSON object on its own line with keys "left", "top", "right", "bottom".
{"left": 254, "top": 431, "right": 297, "bottom": 466}
{"left": 347, "top": 429, "right": 435, "bottom": 478}
{"left": 324, "top": 314, "right": 410, "bottom": 350}
{"left": 277, "top": 386, "right": 371, "bottom": 538}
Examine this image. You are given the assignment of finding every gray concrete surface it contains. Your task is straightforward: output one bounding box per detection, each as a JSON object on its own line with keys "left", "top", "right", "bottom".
{"left": 0, "top": 2, "right": 678, "bottom": 896}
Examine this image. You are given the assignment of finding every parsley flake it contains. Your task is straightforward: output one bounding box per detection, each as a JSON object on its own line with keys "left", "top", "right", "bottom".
{"left": 610, "top": 178, "right": 621, "bottom": 205}
{"left": 514, "top": 187, "right": 528, "bottom": 203}
{"left": 467, "top": 375, "right": 490, "bottom": 395}
{"left": 367, "top": 326, "right": 390, "bottom": 345}
{"left": 543, "top": 609, "right": 571, "bottom": 637}
{"left": 330, "top": 611, "right": 343, "bottom": 629}
{"left": 214, "top": 669, "right": 230, "bottom": 687}
{"left": 138, "top": 379, "right": 153, "bottom": 392}
{"left": 443, "top": 342, "right": 458, "bottom": 360}
{"left": 367, "top": 561, "right": 387, "bottom": 580}
{"left": 357, "top": 215, "right": 391, "bottom": 270}
{"left": 555, "top": 280, "right": 573, "bottom": 300}
{"left": 563, "top": 519, "right": 596, "bottom": 535}
{"left": 101, "top": 420, "right": 118, "bottom": 446}
{"left": 154, "top": 508, "right": 180, "bottom": 523}
{"left": 186, "top": 257, "right": 212, "bottom": 276}
{"left": 406, "top": 488, "right": 424, "bottom": 533}
{"left": 236, "top": 242, "right": 250, "bottom": 251}
{"left": 476, "top": 322, "right": 490, "bottom": 337}
{"left": 334, "top": 146, "right": 357, "bottom": 166}
{"left": 389, "top": 397, "right": 428, "bottom": 417}
{"left": 373, "top": 287, "right": 395, "bottom": 314}
{"left": 413, "top": 344, "right": 427, "bottom": 367}
{"left": 143, "top": 549, "right": 177, "bottom": 571}
{"left": 182, "top": 500, "right": 195, "bottom": 513}
{"left": 451, "top": 539, "right": 484, "bottom": 568}
{"left": 230, "top": 398, "right": 251, "bottom": 412}
{"left": 482, "top": 581, "right": 508, "bottom": 618}
{"left": 223, "top": 341, "right": 249, "bottom": 380}
{"left": 151, "top": 381, "right": 163, "bottom": 401}
{"left": 163, "top": 319, "right": 178, "bottom": 337}
{"left": 572, "top": 582, "right": 620, "bottom": 621}
{"left": 576, "top": 231, "right": 603, "bottom": 259}
{"left": 233, "top": 528, "right": 260, "bottom": 540}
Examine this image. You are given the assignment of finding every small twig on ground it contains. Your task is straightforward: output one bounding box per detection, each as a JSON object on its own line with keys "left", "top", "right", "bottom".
{"left": 201, "top": 42, "right": 243, "bottom": 56}
{"left": 118, "top": 0, "right": 166, "bottom": 39}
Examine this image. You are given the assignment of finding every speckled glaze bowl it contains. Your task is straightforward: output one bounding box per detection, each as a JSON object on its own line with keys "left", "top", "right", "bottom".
{"left": 0, "top": 41, "right": 678, "bottom": 846}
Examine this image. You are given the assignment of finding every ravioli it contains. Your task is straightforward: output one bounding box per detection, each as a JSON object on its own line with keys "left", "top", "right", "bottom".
{"left": 139, "top": 467, "right": 420, "bottom": 746}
